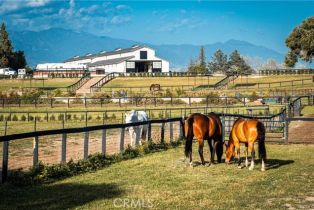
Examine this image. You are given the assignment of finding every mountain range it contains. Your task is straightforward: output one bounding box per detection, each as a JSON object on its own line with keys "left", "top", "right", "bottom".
{"left": 9, "top": 28, "right": 284, "bottom": 69}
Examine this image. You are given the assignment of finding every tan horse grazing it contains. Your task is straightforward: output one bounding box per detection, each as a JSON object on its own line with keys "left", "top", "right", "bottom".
{"left": 184, "top": 112, "right": 223, "bottom": 166}
{"left": 225, "top": 118, "right": 267, "bottom": 171}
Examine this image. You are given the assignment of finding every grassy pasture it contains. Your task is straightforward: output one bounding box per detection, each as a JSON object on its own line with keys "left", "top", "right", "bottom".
{"left": 232, "top": 75, "right": 312, "bottom": 84}
{"left": 0, "top": 78, "right": 80, "bottom": 90}
{"left": 105, "top": 76, "right": 224, "bottom": 88}
{"left": 0, "top": 144, "right": 313, "bottom": 209}
{"left": 0, "top": 104, "right": 285, "bottom": 136}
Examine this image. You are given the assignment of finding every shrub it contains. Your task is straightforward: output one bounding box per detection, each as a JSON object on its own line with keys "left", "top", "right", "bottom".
{"left": 50, "top": 115, "right": 56, "bottom": 121}
{"left": 96, "top": 115, "right": 101, "bottom": 121}
{"left": 0, "top": 115, "right": 3, "bottom": 121}
{"left": 73, "top": 114, "right": 78, "bottom": 120}
{"left": 66, "top": 114, "right": 72, "bottom": 121}
{"left": 88, "top": 115, "right": 92, "bottom": 121}
{"left": 12, "top": 115, "right": 18, "bottom": 121}
{"left": 58, "top": 114, "right": 64, "bottom": 121}
{"left": 29, "top": 116, "right": 34, "bottom": 121}
{"left": 111, "top": 113, "right": 116, "bottom": 119}
{"left": 21, "top": 115, "right": 27, "bottom": 121}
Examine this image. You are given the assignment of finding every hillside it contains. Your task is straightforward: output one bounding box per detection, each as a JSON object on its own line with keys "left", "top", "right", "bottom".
{"left": 10, "top": 28, "right": 284, "bottom": 68}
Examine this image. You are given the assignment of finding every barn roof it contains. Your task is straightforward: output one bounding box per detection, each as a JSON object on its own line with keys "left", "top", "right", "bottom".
{"left": 87, "top": 56, "right": 135, "bottom": 67}
{"left": 64, "top": 45, "right": 151, "bottom": 63}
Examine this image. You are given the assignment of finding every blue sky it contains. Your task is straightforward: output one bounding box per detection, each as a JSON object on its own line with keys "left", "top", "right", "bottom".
{"left": 0, "top": 0, "right": 313, "bottom": 53}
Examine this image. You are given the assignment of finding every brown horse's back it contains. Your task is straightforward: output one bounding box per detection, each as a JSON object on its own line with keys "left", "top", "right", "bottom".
{"left": 184, "top": 113, "right": 209, "bottom": 141}
{"left": 207, "top": 112, "right": 222, "bottom": 138}
{"left": 231, "top": 118, "right": 259, "bottom": 143}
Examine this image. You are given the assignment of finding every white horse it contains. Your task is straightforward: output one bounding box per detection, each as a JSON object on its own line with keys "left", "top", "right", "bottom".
{"left": 125, "top": 110, "right": 149, "bottom": 146}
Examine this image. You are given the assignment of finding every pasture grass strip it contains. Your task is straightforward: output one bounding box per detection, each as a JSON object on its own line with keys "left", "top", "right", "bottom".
{"left": 5, "top": 141, "right": 182, "bottom": 186}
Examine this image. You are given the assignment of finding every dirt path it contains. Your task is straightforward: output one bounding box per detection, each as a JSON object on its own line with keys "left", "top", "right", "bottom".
{"left": 75, "top": 77, "right": 104, "bottom": 95}
{"left": 288, "top": 115, "right": 314, "bottom": 144}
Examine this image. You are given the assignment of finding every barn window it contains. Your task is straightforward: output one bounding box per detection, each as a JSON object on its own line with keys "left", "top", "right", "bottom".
{"left": 140, "top": 51, "right": 147, "bottom": 59}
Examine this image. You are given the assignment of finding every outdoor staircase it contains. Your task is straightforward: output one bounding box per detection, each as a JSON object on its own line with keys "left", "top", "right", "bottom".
{"left": 90, "top": 72, "right": 118, "bottom": 93}
{"left": 214, "top": 74, "right": 239, "bottom": 89}
{"left": 75, "top": 77, "right": 104, "bottom": 95}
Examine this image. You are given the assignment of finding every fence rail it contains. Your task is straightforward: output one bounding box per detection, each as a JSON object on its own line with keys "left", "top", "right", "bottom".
{"left": 0, "top": 94, "right": 310, "bottom": 183}
{"left": 0, "top": 95, "right": 311, "bottom": 108}
{"left": 66, "top": 73, "right": 90, "bottom": 92}
{"left": 234, "top": 78, "right": 313, "bottom": 89}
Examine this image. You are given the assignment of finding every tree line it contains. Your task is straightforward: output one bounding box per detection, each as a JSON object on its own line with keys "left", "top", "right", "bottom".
{"left": 0, "top": 22, "right": 27, "bottom": 70}
{"left": 187, "top": 47, "right": 252, "bottom": 75}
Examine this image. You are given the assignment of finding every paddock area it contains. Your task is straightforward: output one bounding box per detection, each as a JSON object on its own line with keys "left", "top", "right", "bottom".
{"left": 0, "top": 144, "right": 313, "bottom": 209}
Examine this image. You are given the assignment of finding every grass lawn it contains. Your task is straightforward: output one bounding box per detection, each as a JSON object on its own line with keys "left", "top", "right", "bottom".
{"left": 301, "top": 106, "right": 314, "bottom": 115}
{"left": 0, "top": 78, "right": 80, "bottom": 90}
{"left": 105, "top": 76, "right": 224, "bottom": 88}
{"left": 0, "top": 144, "right": 313, "bottom": 209}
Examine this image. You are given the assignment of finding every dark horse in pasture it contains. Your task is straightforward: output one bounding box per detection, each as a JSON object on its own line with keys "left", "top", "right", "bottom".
{"left": 225, "top": 118, "right": 267, "bottom": 171}
{"left": 184, "top": 112, "right": 223, "bottom": 166}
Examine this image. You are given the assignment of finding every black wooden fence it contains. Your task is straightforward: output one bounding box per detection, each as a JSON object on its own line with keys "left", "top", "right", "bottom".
{"left": 0, "top": 95, "right": 311, "bottom": 183}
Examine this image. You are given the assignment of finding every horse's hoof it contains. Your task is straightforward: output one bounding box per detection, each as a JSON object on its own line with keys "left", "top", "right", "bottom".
{"left": 238, "top": 165, "right": 243, "bottom": 169}
{"left": 249, "top": 167, "right": 254, "bottom": 171}
{"left": 261, "top": 168, "right": 266, "bottom": 172}
{"left": 204, "top": 163, "right": 211, "bottom": 167}
{"left": 189, "top": 163, "right": 194, "bottom": 168}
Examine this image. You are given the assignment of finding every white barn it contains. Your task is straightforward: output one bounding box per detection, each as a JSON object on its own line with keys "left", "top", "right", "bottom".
{"left": 64, "top": 45, "right": 169, "bottom": 75}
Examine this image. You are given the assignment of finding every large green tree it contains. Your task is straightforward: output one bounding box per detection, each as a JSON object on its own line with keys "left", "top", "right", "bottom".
{"left": 198, "top": 46, "right": 207, "bottom": 73}
{"left": 208, "top": 49, "right": 229, "bottom": 73}
{"left": 10, "top": 50, "right": 27, "bottom": 70}
{"left": 285, "top": 16, "right": 314, "bottom": 67}
{"left": 0, "top": 22, "right": 27, "bottom": 69}
{"left": 0, "top": 23, "right": 13, "bottom": 67}
{"left": 228, "top": 50, "right": 252, "bottom": 74}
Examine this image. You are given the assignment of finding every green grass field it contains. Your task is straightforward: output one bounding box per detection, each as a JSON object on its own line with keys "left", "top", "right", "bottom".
{"left": 105, "top": 76, "right": 224, "bottom": 88}
{"left": 0, "top": 78, "right": 80, "bottom": 90}
{"left": 0, "top": 144, "right": 313, "bottom": 209}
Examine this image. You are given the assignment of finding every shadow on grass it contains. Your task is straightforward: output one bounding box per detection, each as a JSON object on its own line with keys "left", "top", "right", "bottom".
{"left": 0, "top": 182, "right": 124, "bottom": 210}
{"left": 266, "top": 159, "right": 294, "bottom": 170}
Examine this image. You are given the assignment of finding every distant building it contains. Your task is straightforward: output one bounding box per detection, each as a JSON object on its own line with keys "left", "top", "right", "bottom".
{"left": 34, "top": 45, "right": 169, "bottom": 78}
{"left": 33, "top": 63, "right": 87, "bottom": 78}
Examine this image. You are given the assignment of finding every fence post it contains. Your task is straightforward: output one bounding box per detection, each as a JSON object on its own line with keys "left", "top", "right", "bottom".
{"left": 161, "top": 122, "right": 165, "bottom": 143}
{"left": 179, "top": 118, "right": 184, "bottom": 140}
{"left": 33, "top": 136, "right": 39, "bottom": 166}
{"left": 147, "top": 122, "right": 152, "bottom": 141}
{"left": 102, "top": 129, "right": 106, "bottom": 155}
{"left": 61, "top": 133, "right": 66, "bottom": 163}
{"left": 84, "top": 131, "right": 89, "bottom": 160}
{"left": 2, "top": 120, "right": 8, "bottom": 183}
{"left": 61, "top": 118, "right": 66, "bottom": 163}
{"left": 284, "top": 117, "right": 289, "bottom": 144}
{"left": 120, "top": 127, "right": 125, "bottom": 151}
{"left": 221, "top": 115, "right": 225, "bottom": 142}
{"left": 169, "top": 121, "right": 173, "bottom": 142}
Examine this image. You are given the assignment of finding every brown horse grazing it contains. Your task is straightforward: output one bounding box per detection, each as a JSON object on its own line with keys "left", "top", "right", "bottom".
{"left": 184, "top": 112, "right": 223, "bottom": 166}
{"left": 225, "top": 118, "right": 267, "bottom": 171}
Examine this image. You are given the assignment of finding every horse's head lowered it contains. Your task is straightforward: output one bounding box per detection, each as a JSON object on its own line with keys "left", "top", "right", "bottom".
{"left": 225, "top": 142, "right": 235, "bottom": 163}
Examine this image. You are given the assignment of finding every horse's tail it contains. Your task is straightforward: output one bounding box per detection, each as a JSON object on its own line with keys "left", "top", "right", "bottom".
{"left": 184, "top": 117, "right": 194, "bottom": 157}
{"left": 257, "top": 121, "right": 267, "bottom": 161}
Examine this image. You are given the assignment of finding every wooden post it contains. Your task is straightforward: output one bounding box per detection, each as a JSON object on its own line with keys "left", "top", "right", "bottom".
{"left": 2, "top": 120, "right": 8, "bottom": 183}
{"left": 102, "top": 129, "right": 106, "bottom": 155}
{"left": 33, "top": 136, "right": 39, "bottom": 166}
{"left": 147, "top": 122, "right": 152, "bottom": 141}
{"left": 221, "top": 116, "right": 225, "bottom": 142}
{"left": 61, "top": 133, "right": 66, "bottom": 163}
{"left": 284, "top": 117, "right": 289, "bottom": 144}
{"left": 179, "top": 119, "right": 184, "bottom": 140}
{"left": 50, "top": 98, "right": 53, "bottom": 108}
{"left": 161, "top": 122, "right": 165, "bottom": 143}
{"left": 120, "top": 127, "right": 125, "bottom": 151}
{"left": 169, "top": 121, "right": 173, "bottom": 142}
{"left": 67, "top": 98, "right": 70, "bottom": 108}
{"left": 84, "top": 131, "right": 89, "bottom": 159}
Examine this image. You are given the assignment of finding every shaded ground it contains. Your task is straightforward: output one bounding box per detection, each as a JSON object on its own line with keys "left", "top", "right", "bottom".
{"left": 0, "top": 144, "right": 313, "bottom": 209}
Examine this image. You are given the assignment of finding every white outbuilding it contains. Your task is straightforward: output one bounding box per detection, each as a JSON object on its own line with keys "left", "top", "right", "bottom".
{"left": 64, "top": 45, "right": 169, "bottom": 76}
